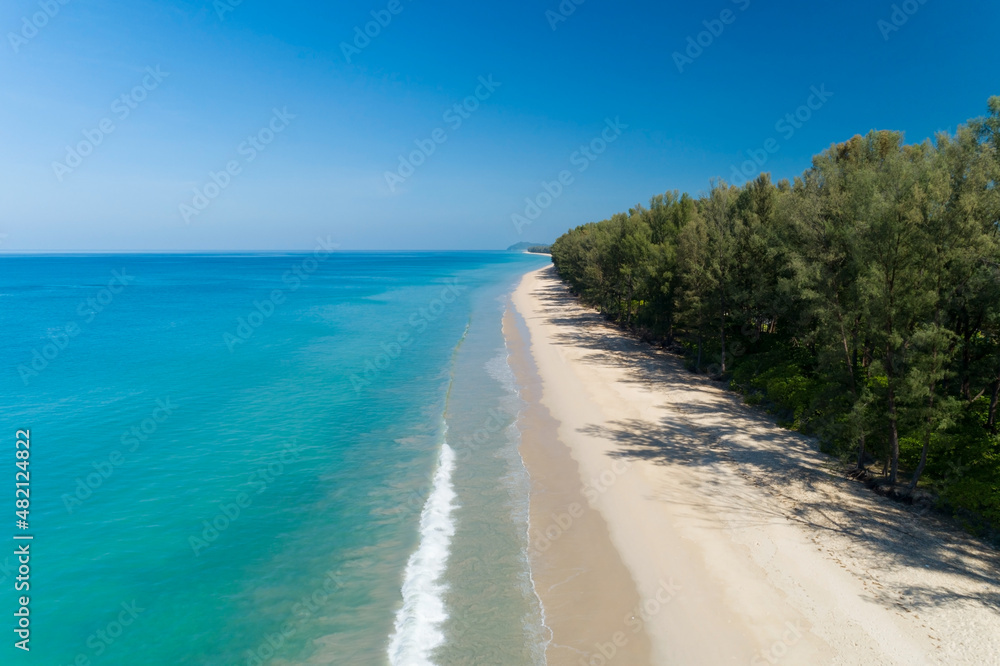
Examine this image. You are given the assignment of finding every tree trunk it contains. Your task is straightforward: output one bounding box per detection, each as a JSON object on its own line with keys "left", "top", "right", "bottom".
{"left": 886, "top": 350, "right": 900, "bottom": 485}
{"left": 908, "top": 389, "right": 936, "bottom": 491}
{"left": 720, "top": 320, "right": 726, "bottom": 374}
{"left": 838, "top": 319, "right": 856, "bottom": 391}
{"left": 884, "top": 259, "right": 899, "bottom": 485}
{"left": 908, "top": 425, "right": 931, "bottom": 492}
{"left": 888, "top": 406, "right": 900, "bottom": 484}
{"left": 988, "top": 374, "right": 1000, "bottom": 432}
{"left": 626, "top": 280, "right": 635, "bottom": 326}
{"left": 961, "top": 324, "right": 973, "bottom": 401}
{"left": 837, "top": 313, "right": 867, "bottom": 469}
{"left": 720, "top": 294, "right": 727, "bottom": 374}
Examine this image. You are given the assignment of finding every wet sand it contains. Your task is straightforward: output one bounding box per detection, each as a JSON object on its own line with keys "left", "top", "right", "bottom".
{"left": 504, "top": 306, "right": 652, "bottom": 665}
{"left": 506, "top": 265, "right": 1000, "bottom": 666}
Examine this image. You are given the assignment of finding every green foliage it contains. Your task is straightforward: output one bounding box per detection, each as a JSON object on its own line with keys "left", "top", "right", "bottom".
{"left": 551, "top": 98, "right": 1000, "bottom": 535}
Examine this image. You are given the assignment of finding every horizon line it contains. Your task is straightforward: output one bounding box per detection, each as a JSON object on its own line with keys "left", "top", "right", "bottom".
{"left": 0, "top": 249, "right": 552, "bottom": 255}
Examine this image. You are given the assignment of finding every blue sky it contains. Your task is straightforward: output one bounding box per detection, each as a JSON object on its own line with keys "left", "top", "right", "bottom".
{"left": 1, "top": 0, "right": 998, "bottom": 251}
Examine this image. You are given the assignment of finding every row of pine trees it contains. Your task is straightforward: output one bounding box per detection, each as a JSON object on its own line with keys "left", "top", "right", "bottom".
{"left": 550, "top": 98, "right": 1000, "bottom": 531}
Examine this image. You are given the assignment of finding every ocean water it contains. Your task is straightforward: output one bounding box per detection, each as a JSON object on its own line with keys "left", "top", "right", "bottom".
{"left": 0, "top": 251, "right": 550, "bottom": 665}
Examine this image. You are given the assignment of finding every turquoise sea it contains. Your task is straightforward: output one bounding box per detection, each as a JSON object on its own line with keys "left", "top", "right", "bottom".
{"left": 0, "top": 251, "right": 551, "bottom": 665}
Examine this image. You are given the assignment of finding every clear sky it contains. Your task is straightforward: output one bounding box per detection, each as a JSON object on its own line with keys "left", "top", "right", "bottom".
{"left": 1, "top": 0, "right": 998, "bottom": 251}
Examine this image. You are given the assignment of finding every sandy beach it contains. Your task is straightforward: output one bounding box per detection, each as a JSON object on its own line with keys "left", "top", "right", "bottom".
{"left": 507, "top": 265, "right": 1000, "bottom": 666}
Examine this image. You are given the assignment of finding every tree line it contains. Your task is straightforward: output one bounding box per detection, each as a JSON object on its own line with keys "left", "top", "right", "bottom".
{"left": 550, "top": 98, "right": 1000, "bottom": 531}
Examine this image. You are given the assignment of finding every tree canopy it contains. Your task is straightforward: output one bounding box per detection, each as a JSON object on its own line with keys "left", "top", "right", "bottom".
{"left": 551, "top": 98, "right": 1000, "bottom": 534}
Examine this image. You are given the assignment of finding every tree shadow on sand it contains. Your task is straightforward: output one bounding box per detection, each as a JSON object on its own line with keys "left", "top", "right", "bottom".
{"left": 531, "top": 265, "right": 1000, "bottom": 615}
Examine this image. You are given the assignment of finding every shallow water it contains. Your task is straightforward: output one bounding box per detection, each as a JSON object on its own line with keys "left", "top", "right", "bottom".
{"left": 0, "top": 251, "right": 549, "bottom": 665}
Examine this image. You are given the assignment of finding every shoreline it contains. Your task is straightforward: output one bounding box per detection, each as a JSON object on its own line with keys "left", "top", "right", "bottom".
{"left": 503, "top": 295, "right": 652, "bottom": 665}
{"left": 506, "top": 265, "right": 1000, "bottom": 665}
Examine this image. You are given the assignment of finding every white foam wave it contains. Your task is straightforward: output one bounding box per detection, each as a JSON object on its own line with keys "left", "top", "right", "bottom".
{"left": 387, "top": 440, "right": 458, "bottom": 666}
{"left": 485, "top": 348, "right": 519, "bottom": 397}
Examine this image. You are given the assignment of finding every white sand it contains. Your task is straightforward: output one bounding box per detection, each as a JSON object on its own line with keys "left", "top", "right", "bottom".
{"left": 511, "top": 266, "right": 1000, "bottom": 666}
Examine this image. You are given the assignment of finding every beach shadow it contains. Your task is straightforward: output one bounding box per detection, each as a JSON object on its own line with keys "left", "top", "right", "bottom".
{"left": 528, "top": 265, "right": 1000, "bottom": 616}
